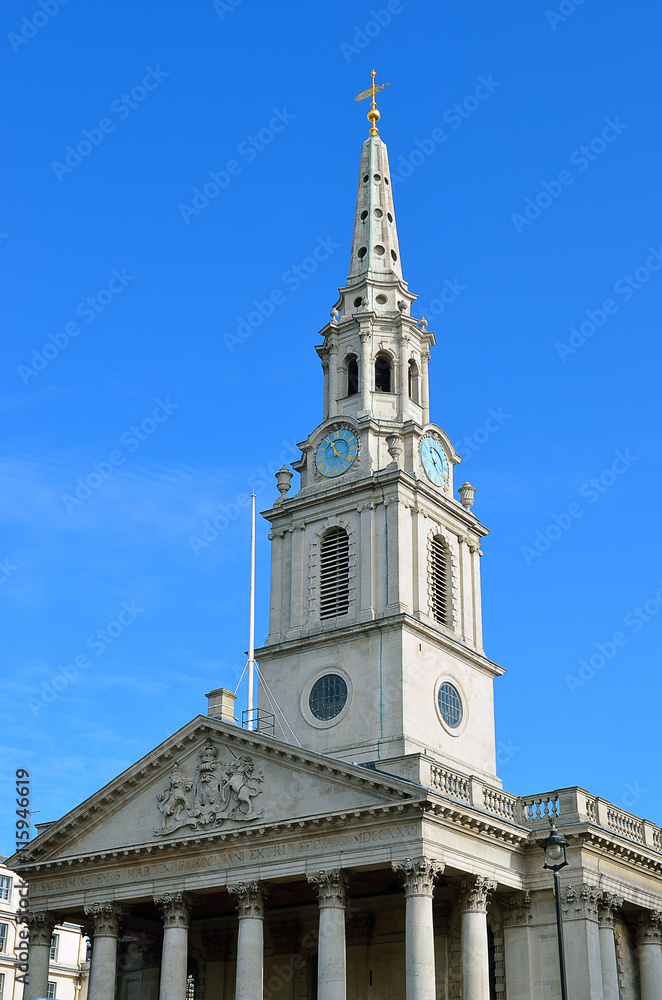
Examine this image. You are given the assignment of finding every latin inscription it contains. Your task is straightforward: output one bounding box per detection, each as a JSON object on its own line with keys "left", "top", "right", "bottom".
{"left": 32, "top": 824, "right": 418, "bottom": 893}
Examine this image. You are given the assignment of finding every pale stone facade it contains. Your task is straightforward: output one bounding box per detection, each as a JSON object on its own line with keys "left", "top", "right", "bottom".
{"left": 8, "top": 116, "right": 662, "bottom": 1000}
{"left": 0, "top": 859, "right": 88, "bottom": 999}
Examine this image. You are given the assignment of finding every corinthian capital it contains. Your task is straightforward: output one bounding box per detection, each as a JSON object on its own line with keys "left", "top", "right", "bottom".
{"left": 392, "top": 857, "right": 443, "bottom": 897}
{"left": 154, "top": 891, "right": 193, "bottom": 929}
{"left": 454, "top": 874, "right": 497, "bottom": 913}
{"left": 307, "top": 869, "right": 348, "bottom": 909}
{"left": 26, "top": 911, "right": 62, "bottom": 947}
{"left": 228, "top": 881, "right": 268, "bottom": 919}
{"left": 84, "top": 901, "right": 128, "bottom": 937}
{"left": 597, "top": 892, "right": 623, "bottom": 928}
{"left": 501, "top": 891, "right": 531, "bottom": 928}
{"left": 636, "top": 910, "right": 662, "bottom": 945}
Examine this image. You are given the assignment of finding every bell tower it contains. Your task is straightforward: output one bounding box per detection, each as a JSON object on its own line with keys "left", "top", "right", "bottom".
{"left": 256, "top": 83, "right": 504, "bottom": 787}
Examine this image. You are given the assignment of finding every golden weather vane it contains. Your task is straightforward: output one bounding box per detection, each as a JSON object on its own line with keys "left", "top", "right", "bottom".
{"left": 354, "top": 69, "right": 391, "bottom": 136}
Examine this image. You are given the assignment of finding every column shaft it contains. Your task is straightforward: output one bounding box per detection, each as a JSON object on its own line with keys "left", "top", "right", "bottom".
{"left": 24, "top": 943, "right": 50, "bottom": 1000}
{"left": 599, "top": 924, "right": 620, "bottom": 1000}
{"left": 420, "top": 351, "right": 430, "bottom": 424}
{"left": 155, "top": 891, "right": 193, "bottom": 1000}
{"left": 637, "top": 911, "right": 662, "bottom": 1000}
{"left": 84, "top": 902, "right": 126, "bottom": 1000}
{"left": 89, "top": 934, "right": 120, "bottom": 1000}
{"left": 455, "top": 875, "right": 496, "bottom": 1000}
{"left": 318, "top": 904, "right": 346, "bottom": 1000}
{"left": 462, "top": 910, "right": 490, "bottom": 1000}
{"left": 308, "top": 869, "right": 348, "bottom": 1000}
{"left": 393, "top": 857, "right": 443, "bottom": 1000}
{"left": 405, "top": 892, "right": 435, "bottom": 999}
{"left": 236, "top": 915, "right": 264, "bottom": 1000}
{"left": 229, "top": 881, "right": 267, "bottom": 1000}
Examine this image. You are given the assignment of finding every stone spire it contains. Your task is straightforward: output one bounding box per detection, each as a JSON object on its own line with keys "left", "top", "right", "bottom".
{"left": 347, "top": 134, "right": 403, "bottom": 287}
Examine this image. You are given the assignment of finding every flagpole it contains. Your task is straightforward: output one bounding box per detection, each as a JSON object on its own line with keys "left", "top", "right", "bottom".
{"left": 247, "top": 491, "right": 256, "bottom": 730}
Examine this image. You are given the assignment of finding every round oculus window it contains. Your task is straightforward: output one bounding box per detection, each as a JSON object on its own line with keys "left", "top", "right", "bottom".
{"left": 437, "top": 681, "right": 463, "bottom": 729}
{"left": 308, "top": 673, "right": 348, "bottom": 721}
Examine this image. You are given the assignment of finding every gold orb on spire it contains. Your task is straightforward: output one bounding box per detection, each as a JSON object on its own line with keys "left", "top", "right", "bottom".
{"left": 354, "top": 69, "right": 391, "bottom": 136}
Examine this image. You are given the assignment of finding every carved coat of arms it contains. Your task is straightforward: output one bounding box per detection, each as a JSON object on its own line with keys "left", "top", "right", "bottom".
{"left": 154, "top": 740, "right": 264, "bottom": 836}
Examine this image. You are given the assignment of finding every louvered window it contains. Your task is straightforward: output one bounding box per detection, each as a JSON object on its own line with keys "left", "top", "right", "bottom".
{"left": 430, "top": 536, "right": 450, "bottom": 626}
{"left": 320, "top": 527, "right": 350, "bottom": 619}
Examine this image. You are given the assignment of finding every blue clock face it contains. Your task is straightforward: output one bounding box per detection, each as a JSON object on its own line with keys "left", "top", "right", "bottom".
{"left": 421, "top": 436, "right": 449, "bottom": 486}
{"left": 316, "top": 428, "right": 358, "bottom": 478}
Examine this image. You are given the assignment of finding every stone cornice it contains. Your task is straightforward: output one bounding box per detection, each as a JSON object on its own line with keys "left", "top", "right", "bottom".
{"left": 257, "top": 612, "right": 503, "bottom": 679}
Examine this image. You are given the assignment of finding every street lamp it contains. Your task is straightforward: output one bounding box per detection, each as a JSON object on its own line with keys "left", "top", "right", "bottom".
{"left": 541, "top": 821, "right": 570, "bottom": 1000}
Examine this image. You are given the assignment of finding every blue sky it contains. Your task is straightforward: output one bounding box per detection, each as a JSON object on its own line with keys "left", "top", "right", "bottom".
{"left": 1, "top": 0, "right": 662, "bottom": 851}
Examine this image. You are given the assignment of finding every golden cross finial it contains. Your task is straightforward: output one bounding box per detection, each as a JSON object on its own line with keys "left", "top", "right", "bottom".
{"left": 354, "top": 69, "right": 391, "bottom": 136}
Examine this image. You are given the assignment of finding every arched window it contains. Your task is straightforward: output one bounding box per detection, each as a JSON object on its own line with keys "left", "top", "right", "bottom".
{"left": 347, "top": 356, "right": 359, "bottom": 396}
{"left": 375, "top": 354, "right": 392, "bottom": 392}
{"left": 408, "top": 359, "right": 419, "bottom": 402}
{"left": 320, "top": 527, "right": 350, "bottom": 619}
{"left": 430, "top": 535, "right": 450, "bottom": 626}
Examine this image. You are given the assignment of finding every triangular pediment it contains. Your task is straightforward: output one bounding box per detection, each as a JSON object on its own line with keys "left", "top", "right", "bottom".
{"left": 12, "top": 718, "right": 417, "bottom": 865}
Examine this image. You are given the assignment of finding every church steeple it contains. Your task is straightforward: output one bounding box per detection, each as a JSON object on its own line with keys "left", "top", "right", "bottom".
{"left": 256, "top": 93, "right": 502, "bottom": 789}
{"left": 347, "top": 133, "right": 403, "bottom": 286}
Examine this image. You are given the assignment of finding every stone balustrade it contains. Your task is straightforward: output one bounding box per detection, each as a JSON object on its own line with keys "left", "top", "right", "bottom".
{"left": 428, "top": 767, "right": 662, "bottom": 852}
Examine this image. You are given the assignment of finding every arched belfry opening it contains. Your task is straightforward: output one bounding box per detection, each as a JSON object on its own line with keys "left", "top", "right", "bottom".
{"left": 347, "top": 356, "right": 359, "bottom": 396}
{"left": 408, "top": 358, "right": 419, "bottom": 402}
{"left": 375, "top": 353, "right": 392, "bottom": 393}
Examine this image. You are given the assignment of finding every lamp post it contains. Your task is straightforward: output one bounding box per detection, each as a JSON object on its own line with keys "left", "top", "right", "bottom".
{"left": 540, "top": 818, "right": 570, "bottom": 1000}
{"left": 541, "top": 822, "right": 570, "bottom": 1000}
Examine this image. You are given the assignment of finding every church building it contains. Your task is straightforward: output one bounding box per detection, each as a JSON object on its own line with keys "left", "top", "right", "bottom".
{"left": 11, "top": 83, "right": 662, "bottom": 1000}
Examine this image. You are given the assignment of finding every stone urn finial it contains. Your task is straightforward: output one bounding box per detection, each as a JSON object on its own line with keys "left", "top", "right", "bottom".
{"left": 458, "top": 482, "right": 476, "bottom": 512}
{"left": 330, "top": 307, "right": 340, "bottom": 323}
{"left": 419, "top": 315, "right": 428, "bottom": 330}
{"left": 275, "top": 466, "right": 293, "bottom": 502}
{"left": 386, "top": 433, "right": 404, "bottom": 469}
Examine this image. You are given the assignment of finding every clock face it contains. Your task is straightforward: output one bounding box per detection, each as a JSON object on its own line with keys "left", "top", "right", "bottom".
{"left": 421, "top": 436, "right": 449, "bottom": 487}
{"left": 315, "top": 428, "right": 358, "bottom": 478}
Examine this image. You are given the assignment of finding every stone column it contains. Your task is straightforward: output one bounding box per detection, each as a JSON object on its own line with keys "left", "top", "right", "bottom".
{"left": 398, "top": 332, "right": 410, "bottom": 421}
{"left": 392, "top": 857, "right": 443, "bottom": 1000}
{"left": 84, "top": 902, "right": 127, "bottom": 1000}
{"left": 328, "top": 341, "right": 339, "bottom": 417}
{"left": 155, "top": 891, "right": 193, "bottom": 1000}
{"left": 359, "top": 329, "right": 371, "bottom": 415}
{"left": 456, "top": 875, "right": 496, "bottom": 1000}
{"left": 229, "top": 881, "right": 268, "bottom": 1000}
{"left": 598, "top": 893, "right": 623, "bottom": 1000}
{"left": 420, "top": 349, "right": 431, "bottom": 425}
{"left": 501, "top": 892, "right": 533, "bottom": 1000}
{"left": 307, "top": 869, "right": 348, "bottom": 1000}
{"left": 636, "top": 910, "right": 662, "bottom": 1000}
{"left": 24, "top": 911, "right": 60, "bottom": 1000}
{"left": 560, "top": 883, "right": 603, "bottom": 998}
